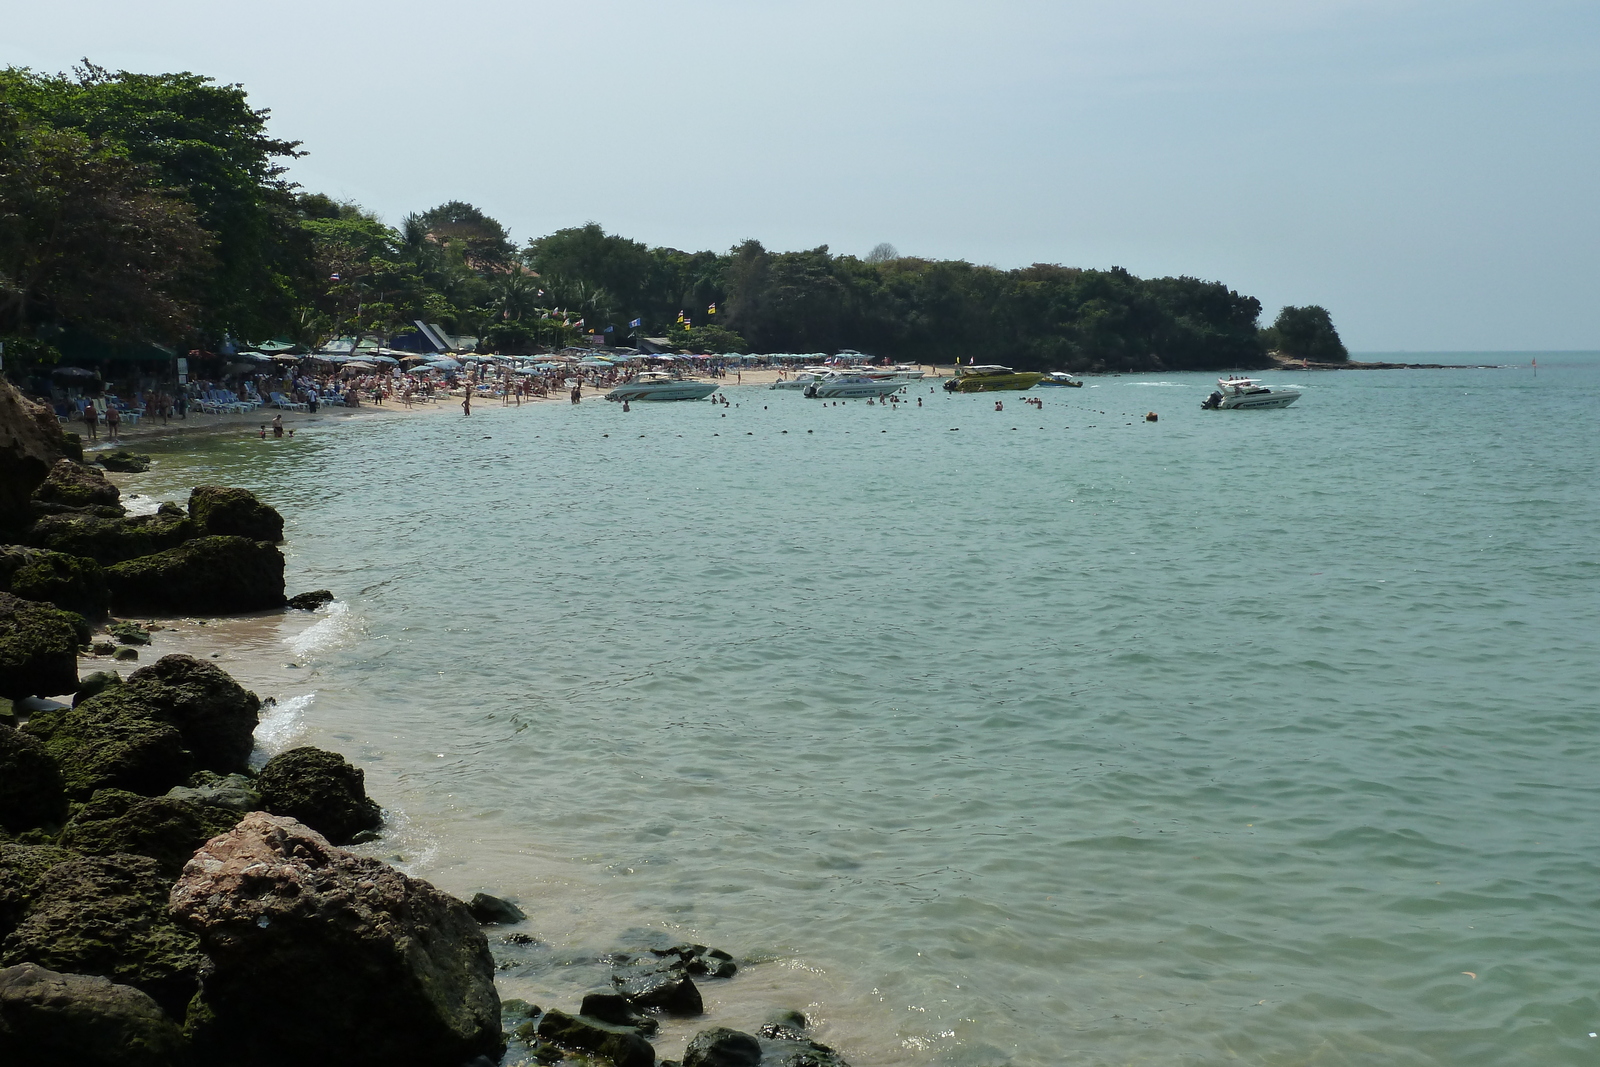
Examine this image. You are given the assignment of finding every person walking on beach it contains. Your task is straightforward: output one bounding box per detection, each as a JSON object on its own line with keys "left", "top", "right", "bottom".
{"left": 104, "top": 402, "right": 120, "bottom": 442}
{"left": 81, "top": 399, "right": 98, "bottom": 440}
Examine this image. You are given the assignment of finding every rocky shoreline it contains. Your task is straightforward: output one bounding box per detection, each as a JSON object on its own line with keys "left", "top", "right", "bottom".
{"left": 0, "top": 377, "right": 846, "bottom": 1067}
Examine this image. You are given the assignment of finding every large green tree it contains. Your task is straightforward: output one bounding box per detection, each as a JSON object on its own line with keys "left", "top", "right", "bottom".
{"left": 1268, "top": 305, "right": 1347, "bottom": 362}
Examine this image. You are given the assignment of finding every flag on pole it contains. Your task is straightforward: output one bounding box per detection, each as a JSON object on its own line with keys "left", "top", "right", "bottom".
{"left": 604, "top": 325, "right": 614, "bottom": 334}
{"left": 708, "top": 303, "right": 717, "bottom": 316}
{"left": 676, "top": 311, "right": 685, "bottom": 323}
{"left": 629, "top": 318, "right": 642, "bottom": 328}
{"left": 574, "top": 318, "right": 585, "bottom": 328}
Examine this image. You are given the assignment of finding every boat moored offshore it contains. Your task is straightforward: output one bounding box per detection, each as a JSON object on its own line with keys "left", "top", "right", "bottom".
{"left": 942, "top": 365, "right": 1045, "bottom": 393}
{"left": 1200, "top": 376, "right": 1302, "bottom": 410}
{"left": 1036, "top": 372, "right": 1084, "bottom": 388}
{"left": 606, "top": 372, "right": 720, "bottom": 402}
{"left": 803, "top": 373, "right": 908, "bottom": 399}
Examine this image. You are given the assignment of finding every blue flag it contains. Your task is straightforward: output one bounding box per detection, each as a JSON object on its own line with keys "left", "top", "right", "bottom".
{"left": 629, "top": 318, "right": 642, "bottom": 328}
{"left": 604, "top": 325, "right": 614, "bottom": 333}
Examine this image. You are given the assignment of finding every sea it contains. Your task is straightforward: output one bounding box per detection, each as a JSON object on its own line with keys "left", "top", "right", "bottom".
{"left": 115, "top": 354, "right": 1600, "bottom": 1067}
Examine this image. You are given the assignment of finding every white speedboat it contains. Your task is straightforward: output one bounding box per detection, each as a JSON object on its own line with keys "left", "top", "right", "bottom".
{"left": 606, "top": 372, "right": 720, "bottom": 402}
{"left": 770, "top": 368, "right": 830, "bottom": 390}
{"left": 1201, "top": 376, "right": 1301, "bottom": 410}
{"left": 847, "top": 365, "right": 925, "bottom": 382}
{"left": 1036, "top": 372, "right": 1083, "bottom": 388}
{"left": 803, "top": 373, "right": 907, "bottom": 399}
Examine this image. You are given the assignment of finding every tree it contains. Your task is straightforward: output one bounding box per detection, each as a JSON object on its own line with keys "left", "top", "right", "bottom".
{"left": 865, "top": 242, "right": 899, "bottom": 263}
{"left": 1269, "top": 305, "right": 1347, "bottom": 362}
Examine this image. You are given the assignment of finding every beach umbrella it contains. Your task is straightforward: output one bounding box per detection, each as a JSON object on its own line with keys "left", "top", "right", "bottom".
{"left": 343, "top": 360, "right": 377, "bottom": 371}
{"left": 51, "top": 366, "right": 100, "bottom": 382}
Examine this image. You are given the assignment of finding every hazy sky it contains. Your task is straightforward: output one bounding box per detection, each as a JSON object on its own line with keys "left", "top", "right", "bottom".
{"left": 12, "top": 1, "right": 1598, "bottom": 349}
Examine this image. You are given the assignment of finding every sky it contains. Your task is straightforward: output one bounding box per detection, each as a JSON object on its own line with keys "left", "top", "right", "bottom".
{"left": 10, "top": 0, "right": 1599, "bottom": 350}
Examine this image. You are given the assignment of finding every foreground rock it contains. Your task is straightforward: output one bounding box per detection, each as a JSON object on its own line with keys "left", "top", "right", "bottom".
{"left": 287, "top": 588, "right": 334, "bottom": 610}
{"left": 684, "top": 1027, "right": 762, "bottom": 1067}
{"left": 0, "top": 592, "right": 85, "bottom": 700}
{"left": 32, "top": 460, "right": 123, "bottom": 512}
{"left": 59, "top": 790, "right": 239, "bottom": 876}
{"left": 169, "top": 813, "right": 502, "bottom": 1067}
{"left": 165, "top": 771, "right": 260, "bottom": 812}
{"left": 106, "top": 536, "right": 285, "bottom": 613}
{"left": 187, "top": 486, "right": 284, "bottom": 543}
{"left": 0, "top": 378, "right": 69, "bottom": 534}
{"left": 0, "top": 854, "right": 204, "bottom": 1018}
{"left": 0, "top": 545, "right": 108, "bottom": 620}
{"left": 256, "top": 746, "right": 381, "bottom": 844}
{"left": 0, "top": 727, "right": 69, "bottom": 834}
{"left": 28, "top": 507, "right": 193, "bottom": 567}
{"left": 0, "top": 963, "right": 183, "bottom": 1067}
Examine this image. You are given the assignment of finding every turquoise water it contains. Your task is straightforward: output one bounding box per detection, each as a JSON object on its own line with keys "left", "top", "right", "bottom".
{"left": 125, "top": 357, "right": 1600, "bottom": 1066}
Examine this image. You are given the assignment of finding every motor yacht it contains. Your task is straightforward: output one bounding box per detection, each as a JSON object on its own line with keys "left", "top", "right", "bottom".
{"left": 605, "top": 372, "right": 720, "bottom": 402}
{"left": 1200, "top": 376, "right": 1302, "bottom": 410}
{"left": 942, "top": 365, "right": 1045, "bottom": 393}
{"left": 1036, "top": 372, "right": 1084, "bottom": 388}
{"left": 769, "top": 368, "right": 830, "bottom": 390}
{"left": 803, "top": 373, "right": 908, "bottom": 399}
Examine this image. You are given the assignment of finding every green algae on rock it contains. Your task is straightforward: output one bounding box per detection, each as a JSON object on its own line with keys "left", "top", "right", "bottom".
{"left": 31, "top": 460, "right": 122, "bottom": 512}
{"left": 0, "top": 853, "right": 205, "bottom": 1019}
{"left": 0, "top": 844, "right": 77, "bottom": 939}
{"left": 256, "top": 746, "right": 381, "bottom": 845}
{"left": 28, "top": 507, "right": 194, "bottom": 567}
{"left": 23, "top": 700, "right": 192, "bottom": 799}
{"left": 0, "top": 546, "right": 108, "bottom": 621}
{"left": 186, "top": 486, "right": 284, "bottom": 543}
{"left": 106, "top": 536, "right": 284, "bottom": 613}
{"left": 121, "top": 656, "right": 259, "bottom": 773}
{"left": 0, "top": 727, "right": 69, "bottom": 834}
{"left": 0, "top": 592, "right": 85, "bottom": 700}
{"left": 59, "top": 790, "right": 240, "bottom": 877}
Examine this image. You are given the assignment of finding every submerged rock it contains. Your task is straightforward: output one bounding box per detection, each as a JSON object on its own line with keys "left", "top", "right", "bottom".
{"left": 0, "top": 853, "right": 205, "bottom": 1018}
{"left": 28, "top": 507, "right": 193, "bottom": 567}
{"left": 0, "top": 546, "right": 108, "bottom": 621}
{"left": 683, "top": 1027, "right": 762, "bottom": 1067}
{"left": 187, "top": 486, "right": 284, "bottom": 543}
{"left": 106, "top": 536, "right": 285, "bottom": 614}
{"left": 468, "top": 892, "right": 527, "bottom": 925}
{"left": 168, "top": 813, "right": 502, "bottom": 1067}
{"left": 107, "top": 621, "right": 150, "bottom": 645}
{"left": 94, "top": 451, "right": 152, "bottom": 474}
{"left": 611, "top": 955, "right": 704, "bottom": 1016}
{"left": 256, "top": 746, "right": 381, "bottom": 845}
{"left": 579, "top": 991, "right": 659, "bottom": 1033}
{"left": 0, "top": 726, "right": 69, "bottom": 834}
{"left": 0, "top": 844, "right": 76, "bottom": 938}
{"left": 59, "top": 789, "right": 240, "bottom": 876}
{"left": 286, "top": 588, "right": 334, "bottom": 611}
{"left": 31, "top": 460, "right": 121, "bottom": 513}
{"left": 536, "top": 1009, "right": 655, "bottom": 1067}
{"left": 0, "top": 962, "right": 183, "bottom": 1067}
{"left": 0, "top": 592, "right": 85, "bottom": 700}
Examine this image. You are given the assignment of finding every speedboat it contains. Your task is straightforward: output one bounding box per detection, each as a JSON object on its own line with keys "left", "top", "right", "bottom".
{"left": 1036, "top": 372, "right": 1083, "bottom": 388}
{"left": 1200, "top": 376, "right": 1302, "bottom": 410}
{"left": 770, "top": 368, "right": 830, "bottom": 390}
{"left": 942, "top": 365, "right": 1045, "bottom": 393}
{"left": 803, "top": 373, "right": 907, "bottom": 399}
{"left": 605, "top": 372, "right": 720, "bottom": 402}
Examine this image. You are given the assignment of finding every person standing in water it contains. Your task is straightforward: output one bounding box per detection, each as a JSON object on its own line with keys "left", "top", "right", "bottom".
{"left": 272, "top": 414, "right": 284, "bottom": 438}
{"left": 81, "top": 399, "right": 98, "bottom": 440}
{"left": 462, "top": 390, "right": 472, "bottom": 416}
{"left": 104, "top": 402, "right": 120, "bottom": 442}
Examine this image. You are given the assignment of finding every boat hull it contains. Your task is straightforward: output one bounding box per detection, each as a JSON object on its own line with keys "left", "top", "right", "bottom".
{"left": 605, "top": 381, "right": 719, "bottom": 402}
{"left": 1216, "top": 391, "right": 1300, "bottom": 409}
{"left": 805, "top": 379, "right": 907, "bottom": 398}
{"left": 943, "top": 372, "right": 1044, "bottom": 393}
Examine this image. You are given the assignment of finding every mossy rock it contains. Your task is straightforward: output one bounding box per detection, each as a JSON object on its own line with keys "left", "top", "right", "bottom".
{"left": 187, "top": 486, "right": 283, "bottom": 543}
{"left": 0, "top": 726, "right": 68, "bottom": 835}
{"left": 59, "top": 789, "right": 240, "bottom": 877}
{"left": 0, "top": 592, "right": 85, "bottom": 700}
{"left": 106, "top": 536, "right": 285, "bottom": 614}
{"left": 27, "top": 507, "right": 193, "bottom": 567}
{"left": 123, "top": 656, "right": 259, "bottom": 773}
{"left": 22, "top": 699, "right": 192, "bottom": 799}
{"left": 0, "top": 962, "right": 185, "bottom": 1067}
{"left": 0, "top": 546, "right": 108, "bottom": 622}
{"left": 0, "top": 853, "right": 205, "bottom": 1019}
{"left": 257, "top": 746, "right": 381, "bottom": 845}
{"left": 106, "top": 622, "right": 149, "bottom": 646}
{"left": 30, "top": 461, "right": 121, "bottom": 511}
{"left": 0, "top": 843, "right": 77, "bottom": 940}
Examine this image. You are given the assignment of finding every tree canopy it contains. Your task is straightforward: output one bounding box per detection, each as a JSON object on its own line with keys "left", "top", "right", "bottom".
{"left": 1, "top": 62, "right": 1345, "bottom": 371}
